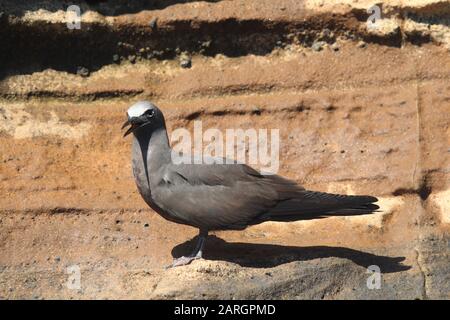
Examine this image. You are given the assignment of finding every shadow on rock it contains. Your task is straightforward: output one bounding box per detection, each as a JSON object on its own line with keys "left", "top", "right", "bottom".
{"left": 172, "top": 235, "right": 411, "bottom": 273}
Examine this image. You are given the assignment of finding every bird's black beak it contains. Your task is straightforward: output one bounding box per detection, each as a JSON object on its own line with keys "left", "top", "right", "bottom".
{"left": 122, "top": 119, "right": 136, "bottom": 137}
{"left": 122, "top": 116, "right": 152, "bottom": 137}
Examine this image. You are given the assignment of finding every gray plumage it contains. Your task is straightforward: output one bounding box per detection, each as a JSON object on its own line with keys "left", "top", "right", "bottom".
{"left": 122, "top": 101, "right": 379, "bottom": 267}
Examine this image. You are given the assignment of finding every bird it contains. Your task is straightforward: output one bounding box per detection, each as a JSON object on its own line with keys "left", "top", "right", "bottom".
{"left": 122, "top": 101, "right": 379, "bottom": 267}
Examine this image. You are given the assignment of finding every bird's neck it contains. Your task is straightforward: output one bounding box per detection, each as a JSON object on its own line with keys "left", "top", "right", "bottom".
{"left": 147, "top": 127, "right": 171, "bottom": 170}
{"left": 132, "top": 126, "right": 171, "bottom": 199}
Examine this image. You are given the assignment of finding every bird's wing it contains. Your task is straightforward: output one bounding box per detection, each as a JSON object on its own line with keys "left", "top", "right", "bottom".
{"left": 261, "top": 191, "right": 379, "bottom": 221}
{"left": 151, "top": 162, "right": 378, "bottom": 229}
{"left": 152, "top": 162, "right": 302, "bottom": 230}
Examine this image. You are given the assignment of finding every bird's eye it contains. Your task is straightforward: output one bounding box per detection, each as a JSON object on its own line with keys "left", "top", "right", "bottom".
{"left": 145, "top": 109, "right": 155, "bottom": 117}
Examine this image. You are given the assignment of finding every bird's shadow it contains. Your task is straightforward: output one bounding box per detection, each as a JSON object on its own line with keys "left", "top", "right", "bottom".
{"left": 172, "top": 235, "right": 411, "bottom": 273}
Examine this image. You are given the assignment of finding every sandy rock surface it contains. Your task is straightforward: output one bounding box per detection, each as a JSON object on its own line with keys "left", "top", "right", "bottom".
{"left": 0, "top": 0, "right": 449, "bottom": 299}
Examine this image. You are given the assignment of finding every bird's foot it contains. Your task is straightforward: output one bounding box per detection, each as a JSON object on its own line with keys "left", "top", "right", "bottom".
{"left": 166, "top": 255, "right": 201, "bottom": 269}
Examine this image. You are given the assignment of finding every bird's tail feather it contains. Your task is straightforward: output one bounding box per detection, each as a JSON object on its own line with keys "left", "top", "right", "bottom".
{"left": 262, "top": 191, "right": 379, "bottom": 222}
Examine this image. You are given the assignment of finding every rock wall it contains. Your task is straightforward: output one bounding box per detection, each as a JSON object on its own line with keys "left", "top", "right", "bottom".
{"left": 0, "top": 0, "right": 449, "bottom": 299}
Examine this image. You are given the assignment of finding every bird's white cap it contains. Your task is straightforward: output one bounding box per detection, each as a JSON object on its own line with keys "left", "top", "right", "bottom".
{"left": 127, "top": 101, "right": 154, "bottom": 118}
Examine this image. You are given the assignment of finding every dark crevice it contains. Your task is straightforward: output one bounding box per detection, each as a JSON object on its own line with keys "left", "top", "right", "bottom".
{"left": 0, "top": 90, "right": 144, "bottom": 101}
{"left": 0, "top": 7, "right": 435, "bottom": 81}
{"left": 185, "top": 111, "right": 203, "bottom": 121}
{"left": 392, "top": 175, "right": 432, "bottom": 201}
{"left": 392, "top": 188, "right": 419, "bottom": 197}
{"left": 282, "top": 104, "right": 310, "bottom": 113}
{"left": 418, "top": 176, "right": 432, "bottom": 201}
{"left": 47, "top": 207, "right": 87, "bottom": 215}
{"left": 0, "top": 0, "right": 225, "bottom": 17}
{"left": 209, "top": 110, "right": 247, "bottom": 117}
{"left": 0, "top": 16, "right": 341, "bottom": 79}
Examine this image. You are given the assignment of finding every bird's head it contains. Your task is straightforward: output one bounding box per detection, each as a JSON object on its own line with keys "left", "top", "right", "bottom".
{"left": 122, "top": 101, "right": 164, "bottom": 137}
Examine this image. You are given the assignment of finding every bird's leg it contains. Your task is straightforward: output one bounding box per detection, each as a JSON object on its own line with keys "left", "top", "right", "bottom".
{"left": 168, "top": 229, "right": 208, "bottom": 268}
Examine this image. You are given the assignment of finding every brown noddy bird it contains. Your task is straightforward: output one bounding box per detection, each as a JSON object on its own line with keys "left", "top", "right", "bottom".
{"left": 122, "top": 101, "right": 379, "bottom": 267}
